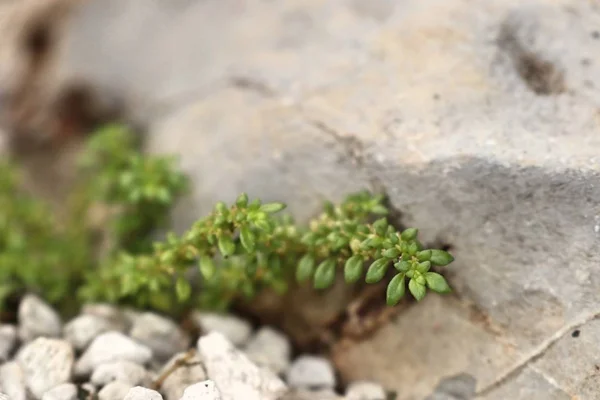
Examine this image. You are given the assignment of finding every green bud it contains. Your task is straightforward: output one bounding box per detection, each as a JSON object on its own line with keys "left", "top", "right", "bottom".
{"left": 296, "top": 254, "right": 315, "bottom": 282}
{"left": 372, "top": 218, "right": 388, "bottom": 236}
{"left": 240, "top": 226, "right": 256, "bottom": 252}
{"left": 382, "top": 248, "right": 400, "bottom": 259}
{"left": 365, "top": 258, "right": 390, "bottom": 284}
{"left": 314, "top": 259, "right": 337, "bottom": 290}
{"left": 236, "top": 193, "right": 248, "bottom": 208}
{"left": 430, "top": 250, "right": 455, "bottom": 266}
{"left": 408, "top": 279, "right": 426, "bottom": 301}
{"left": 416, "top": 261, "right": 431, "bottom": 273}
{"left": 401, "top": 228, "right": 418, "bottom": 241}
{"left": 366, "top": 237, "right": 383, "bottom": 248}
{"left": 344, "top": 255, "right": 364, "bottom": 283}
{"left": 215, "top": 201, "right": 228, "bottom": 214}
{"left": 425, "top": 272, "right": 451, "bottom": 293}
{"left": 408, "top": 242, "right": 419, "bottom": 256}
{"left": 389, "top": 233, "right": 400, "bottom": 245}
{"left": 386, "top": 273, "right": 406, "bottom": 306}
{"left": 259, "top": 202, "right": 286, "bottom": 214}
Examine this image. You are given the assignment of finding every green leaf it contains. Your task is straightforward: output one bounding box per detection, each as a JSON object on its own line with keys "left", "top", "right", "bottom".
{"left": 408, "top": 242, "right": 419, "bottom": 255}
{"left": 236, "top": 193, "right": 249, "bottom": 208}
{"left": 382, "top": 248, "right": 400, "bottom": 259}
{"left": 296, "top": 254, "right": 316, "bottom": 282}
{"left": 417, "top": 250, "right": 432, "bottom": 262}
{"left": 217, "top": 235, "right": 235, "bottom": 257}
{"left": 344, "top": 255, "right": 364, "bottom": 283}
{"left": 240, "top": 226, "right": 256, "bottom": 252}
{"left": 401, "top": 228, "right": 418, "bottom": 241}
{"left": 365, "top": 258, "right": 390, "bottom": 284}
{"left": 370, "top": 204, "right": 388, "bottom": 215}
{"left": 175, "top": 277, "right": 191, "bottom": 302}
{"left": 425, "top": 272, "right": 451, "bottom": 293}
{"left": 386, "top": 273, "right": 406, "bottom": 306}
{"left": 430, "top": 250, "right": 454, "bottom": 266}
{"left": 372, "top": 218, "right": 388, "bottom": 236}
{"left": 259, "top": 202, "right": 286, "bottom": 214}
{"left": 394, "top": 260, "right": 411, "bottom": 272}
{"left": 314, "top": 259, "right": 336, "bottom": 289}
{"left": 416, "top": 261, "right": 431, "bottom": 273}
{"left": 254, "top": 219, "right": 271, "bottom": 232}
{"left": 408, "top": 279, "right": 426, "bottom": 301}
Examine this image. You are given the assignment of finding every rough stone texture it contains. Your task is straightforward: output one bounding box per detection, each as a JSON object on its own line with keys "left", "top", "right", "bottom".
{"left": 1, "top": 0, "right": 600, "bottom": 398}
{"left": 129, "top": 312, "right": 190, "bottom": 363}
{"left": 90, "top": 360, "right": 150, "bottom": 387}
{"left": 123, "top": 387, "right": 163, "bottom": 400}
{"left": 243, "top": 326, "right": 291, "bottom": 375}
{"left": 74, "top": 331, "right": 152, "bottom": 377}
{"left": 41, "top": 383, "right": 78, "bottom": 400}
{"left": 345, "top": 381, "right": 387, "bottom": 400}
{"left": 18, "top": 294, "right": 62, "bottom": 342}
{"left": 157, "top": 351, "right": 206, "bottom": 400}
{"left": 63, "top": 314, "right": 123, "bottom": 351}
{"left": 179, "top": 381, "right": 221, "bottom": 400}
{"left": 0, "top": 325, "right": 17, "bottom": 362}
{"left": 286, "top": 356, "right": 336, "bottom": 390}
{"left": 424, "top": 374, "right": 477, "bottom": 400}
{"left": 197, "top": 332, "right": 288, "bottom": 400}
{"left": 0, "top": 362, "right": 27, "bottom": 400}
{"left": 16, "top": 338, "right": 74, "bottom": 399}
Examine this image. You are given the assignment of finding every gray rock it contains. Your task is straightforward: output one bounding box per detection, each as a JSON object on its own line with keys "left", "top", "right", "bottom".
{"left": 425, "top": 373, "right": 476, "bottom": 400}
{"left": 243, "top": 327, "right": 291, "bottom": 375}
{"left": 16, "top": 338, "right": 74, "bottom": 399}
{"left": 286, "top": 356, "right": 336, "bottom": 390}
{"left": 129, "top": 312, "right": 190, "bottom": 363}
{"left": 123, "top": 387, "right": 163, "bottom": 400}
{"left": 18, "top": 294, "right": 62, "bottom": 342}
{"left": 41, "top": 383, "right": 78, "bottom": 400}
{"left": 74, "top": 331, "right": 153, "bottom": 377}
{"left": 192, "top": 313, "right": 252, "bottom": 347}
{"left": 345, "top": 381, "right": 386, "bottom": 400}
{"left": 0, "top": 324, "right": 17, "bottom": 362}
{"left": 179, "top": 381, "right": 221, "bottom": 400}
{"left": 0, "top": 362, "right": 27, "bottom": 400}
{"left": 156, "top": 351, "right": 206, "bottom": 400}
{"left": 197, "top": 332, "right": 287, "bottom": 400}
{"left": 98, "top": 381, "right": 133, "bottom": 400}
{"left": 90, "top": 360, "right": 150, "bottom": 387}
{"left": 81, "top": 303, "right": 128, "bottom": 326}
{"left": 63, "top": 314, "right": 122, "bottom": 351}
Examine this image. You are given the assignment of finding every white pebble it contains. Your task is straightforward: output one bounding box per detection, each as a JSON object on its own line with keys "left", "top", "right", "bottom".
{"left": 192, "top": 312, "right": 252, "bottom": 346}
{"left": 345, "top": 381, "right": 387, "bottom": 400}
{"left": 0, "top": 362, "right": 27, "bottom": 400}
{"left": 129, "top": 312, "right": 190, "bottom": 362}
{"left": 90, "top": 360, "right": 150, "bottom": 386}
{"left": 0, "top": 393, "right": 8, "bottom": 400}
{"left": 18, "top": 294, "right": 62, "bottom": 342}
{"left": 17, "top": 338, "right": 74, "bottom": 399}
{"left": 0, "top": 324, "right": 17, "bottom": 362}
{"left": 64, "top": 314, "right": 122, "bottom": 351}
{"left": 124, "top": 386, "right": 163, "bottom": 400}
{"left": 98, "top": 381, "right": 133, "bottom": 400}
{"left": 74, "top": 331, "right": 153, "bottom": 377}
{"left": 180, "top": 381, "right": 221, "bottom": 400}
{"left": 42, "top": 383, "right": 78, "bottom": 400}
{"left": 286, "top": 355, "right": 336, "bottom": 390}
{"left": 244, "top": 326, "right": 291, "bottom": 375}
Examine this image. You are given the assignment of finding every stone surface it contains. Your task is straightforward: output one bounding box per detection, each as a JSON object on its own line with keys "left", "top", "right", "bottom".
{"left": 345, "top": 381, "right": 387, "bottom": 400}
{"left": 0, "top": 325, "right": 17, "bottom": 362}
{"left": 18, "top": 294, "right": 62, "bottom": 342}
{"left": 0, "top": 362, "right": 27, "bottom": 400}
{"left": 63, "top": 314, "right": 122, "bottom": 351}
{"left": 98, "top": 381, "right": 133, "bottom": 400}
{"left": 123, "top": 386, "right": 163, "bottom": 400}
{"left": 90, "top": 360, "right": 150, "bottom": 387}
{"left": 424, "top": 374, "right": 477, "bottom": 400}
{"left": 197, "top": 332, "right": 288, "bottom": 400}
{"left": 243, "top": 326, "right": 291, "bottom": 375}
{"left": 129, "top": 312, "right": 190, "bottom": 363}
{"left": 280, "top": 389, "right": 343, "bottom": 400}
{"left": 286, "top": 355, "right": 336, "bottom": 390}
{"left": 74, "top": 331, "right": 152, "bottom": 377}
{"left": 192, "top": 312, "right": 252, "bottom": 347}
{"left": 16, "top": 338, "right": 74, "bottom": 399}
{"left": 179, "top": 381, "right": 221, "bottom": 400}
{"left": 156, "top": 351, "right": 206, "bottom": 400}
{"left": 1, "top": 0, "right": 600, "bottom": 398}
{"left": 42, "top": 383, "right": 78, "bottom": 400}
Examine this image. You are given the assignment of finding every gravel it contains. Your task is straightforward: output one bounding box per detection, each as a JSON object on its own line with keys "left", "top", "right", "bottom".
{"left": 90, "top": 360, "right": 151, "bottom": 387}
{"left": 129, "top": 312, "right": 190, "bottom": 363}
{"left": 98, "top": 381, "right": 134, "bottom": 400}
{"left": 192, "top": 312, "right": 252, "bottom": 346}
{"left": 244, "top": 326, "right": 291, "bottom": 375}
{"left": 18, "top": 295, "right": 62, "bottom": 342}
{"left": 0, "top": 325, "right": 17, "bottom": 362}
{"left": 345, "top": 381, "right": 387, "bottom": 400}
{"left": 0, "top": 361, "right": 27, "bottom": 400}
{"left": 179, "top": 381, "right": 221, "bottom": 400}
{"left": 286, "top": 355, "right": 336, "bottom": 390}
{"left": 124, "top": 386, "right": 164, "bottom": 400}
{"left": 41, "top": 383, "right": 78, "bottom": 400}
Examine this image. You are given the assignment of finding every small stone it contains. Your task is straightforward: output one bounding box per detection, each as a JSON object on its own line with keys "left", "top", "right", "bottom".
{"left": 197, "top": 332, "right": 287, "bottom": 400}
{"left": 64, "top": 314, "right": 122, "bottom": 351}
{"left": 90, "top": 360, "right": 150, "bottom": 386}
{"left": 123, "top": 386, "right": 163, "bottom": 400}
{"left": 42, "top": 383, "right": 78, "bottom": 400}
{"left": 18, "top": 294, "right": 62, "bottom": 342}
{"left": 180, "top": 381, "right": 221, "bottom": 400}
{"left": 0, "top": 324, "right": 17, "bottom": 362}
{"left": 129, "top": 312, "right": 190, "bottom": 362}
{"left": 425, "top": 373, "right": 476, "bottom": 400}
{"left": 0, "top": 392, "right": 8, "bottom": 400}
{"left": 286, "top": 355, "right": 336, "bottom": 390}
{"left": 98, "top": 381, "right": 133, "bottom": 400}
{"left": 74, "top": 331, "right": 153, "bottom": 377}
{"left": 0, "top": 362, "right": 27, "bottom": 400}
{"left": 345, "top": 381, "right": 387, "bottom": 400}
{"left": 82, "top": 303, "right": 126, "bottom": 323}
{"left": 17, "top": 338, "right": 74, "bottom": 399}
{"left": 192, "top": 312, "right": 252, "bottom": 346}
{"left": 244, "top": 327, "right": 291, "bottom": 375}
{"left": 157, "top": 351, "right": 206, "bottom": 400}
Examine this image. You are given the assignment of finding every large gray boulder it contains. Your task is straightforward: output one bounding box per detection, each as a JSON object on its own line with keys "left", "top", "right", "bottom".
{"left": 0, "top": 0, "right": 599, "bottom": 398}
